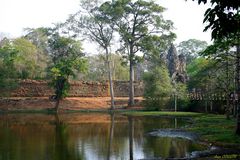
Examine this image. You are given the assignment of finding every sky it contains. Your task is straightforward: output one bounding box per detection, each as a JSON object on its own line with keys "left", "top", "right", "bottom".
{"left": 0, "top": 0, "right": 212, "bottom": 52}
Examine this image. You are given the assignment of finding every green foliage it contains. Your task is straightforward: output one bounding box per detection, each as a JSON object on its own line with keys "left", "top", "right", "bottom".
{"left": 187, "top": 57, "right": 214, "bottom": 89}
{"left": 187, "top": 44, "right": 235, "bottom": 92}
{"left": 192, "top": 0, "right": 240, "bottom": 40}
{"left": 24, "top": 27, "right": 51, "bottom": 78}
{"left": 83, "top": 54, "right": 107, "bottom": 81}
{"left": 24, "top": 27, "right": 50, "bottom": 53}
{"left": 111, "top": 53, "right": 129, "bottom": 80}
{"left": 48, "top": 32, "right": 87, "bottom": 100}
{"left": 101, "top": 0, "right": 175, "bottom": 61}
{"left": 201, "top": 37, "right": 238, "bottom": 61}
{"left": 187, "top": 57, "right": 210, "bottom": 78}
{"left": 126, "top": 111, "right": 240, "bottom": 145}
{"left": 172, "top": 83, "right": 190, "bottom": 111}
{"left": 124, "top": 111, "right": 203, "bottom": 117}
{"left": 67, "top": 0, "right": 114, "bottom": 53}
{"left": 12, "top": 38, "right": 40, "bottom": 79}
{"left": 100, "top": 0, "right": 175, "bottom": 106}
{"left": 189, "top": 0, "right": 239, "bottom": 96}
{"left": 1, "top": 38, "right": 47, "bottom": 80}
{"left": 66, "top": 0, "right": 176, "bottom": 106}
{"left": 190, "top": 114, "right": 240, "bottom": 144}
{"left": 0, "top": 44, "right": 18, "bottom": 91}
{"left": 83, "top": 53, "right": 129, "bottom": 81}
{"left": 186, "top": 53, "right": 235, "bottom": 113}
{"left": 177, "top": 39, "right": 208, "bottom": 64}
{"left": 192, "top": 0, "right": 240, "bottom": 133}
{"left": 143, "top": 65, "right": 172, "bottom": 110}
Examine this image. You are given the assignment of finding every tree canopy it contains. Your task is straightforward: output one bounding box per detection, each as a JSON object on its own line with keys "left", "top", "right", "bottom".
{"left": 98, "top": 0, "right": 175, "bottom": 106}
{"left": 192, "top": 0, "right": 240, "bottom": 40}
{"left": 47, "top": 29, "right": 87, "bottom": 112}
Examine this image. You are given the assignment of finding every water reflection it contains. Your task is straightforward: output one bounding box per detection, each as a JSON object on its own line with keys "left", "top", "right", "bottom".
{"left": 128, "top": 116, "right": 134, "bottom": 160}
{"left": 54, "top": 114, "right": 84, "bottom": 160}
{"left": 107, "top": 113, "right": 114, "bottom": 160}
{"left": 0, "top": 113, "right": 204, "bottom": 160}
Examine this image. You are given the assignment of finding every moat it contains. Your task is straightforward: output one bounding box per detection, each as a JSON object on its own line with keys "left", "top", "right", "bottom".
{"left": 0, "top": 113, "right": 206, "bottom": 160}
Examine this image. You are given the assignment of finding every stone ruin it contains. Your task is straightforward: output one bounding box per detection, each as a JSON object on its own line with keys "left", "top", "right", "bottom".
{"left": 0, "top": 80, "right": 144, "bottom": 97}
{"left": 166, "top": 44, "right": 188, "bottom": 83}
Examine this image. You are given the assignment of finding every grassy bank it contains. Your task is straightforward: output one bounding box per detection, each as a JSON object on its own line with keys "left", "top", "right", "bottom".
{"left": 124, "top": 111, "right": 240, "bottom": 147}
{"left": 123, "top": 111, "right": 203, "bottom": 117}
{"left": 189, "top": 114, "right": 240, "bottom": 146}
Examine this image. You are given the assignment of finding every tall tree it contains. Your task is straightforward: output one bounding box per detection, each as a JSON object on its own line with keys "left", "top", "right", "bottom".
{"left": 24, "top": 28, "right": 51, "bottom": 77}
{"left": 24, "top": 27, "right": 50, "bottom": 55}
{"left": 67, "top": 0, "right": 116, "bottom": 109}
{"left": 177, "top": 39, "right": 208, "bottom": 64}
{"left": 187, "top": 57, "right": 213, "bottom": 90}
{"left": 1, "top": 37, "right": 47, "bottom": 80}
{"left": 0, "top": 43, "right": 18, "bottom": 91}
{"left": 48, "top": 30, "right": 87, "bottom": 112}
{"left": 12, "top": 38, "right": 46, "bottom": 79}
{"left": 143, "top": 64, "right": 173, "bottom": 110}
{"left": 190, "top": 0, "right": 240, "bottom": 134}
{"left": 100, "top": 0, "right": 175, "bottom": 106}
{"left": 201, "top": 40, "right": 236, "bottom": 117}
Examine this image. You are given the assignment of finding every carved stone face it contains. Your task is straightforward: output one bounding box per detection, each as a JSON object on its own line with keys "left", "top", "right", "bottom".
{"left": 166, "top": 44, "right": 188, "bottom": 83}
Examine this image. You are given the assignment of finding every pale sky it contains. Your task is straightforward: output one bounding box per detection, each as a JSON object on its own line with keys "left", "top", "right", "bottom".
{"left": 0, "top": 0, "right": 212, "bottom": 52}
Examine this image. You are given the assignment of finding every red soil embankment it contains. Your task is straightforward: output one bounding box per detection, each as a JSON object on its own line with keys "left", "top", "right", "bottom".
{"left": 0, "top": 97, "right": 144, "bottom": 111}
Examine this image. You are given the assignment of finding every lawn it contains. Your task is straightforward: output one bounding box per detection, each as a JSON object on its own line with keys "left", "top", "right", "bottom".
{"left": 124, "top": 111, "right": 240, "bottom": 147}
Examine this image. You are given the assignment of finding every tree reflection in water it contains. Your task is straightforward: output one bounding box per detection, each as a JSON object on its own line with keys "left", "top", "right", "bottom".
{"left": 0, "top": 113, "right": 205, "bottom": 160}
{"left": 107, "top": 113, "right": 114, "bottom": 160}
{"left": 54, "top": 113, "right": 84, "bottom": 160}
{"left": 128, "top": 116, "right": 134, "bottom": 160}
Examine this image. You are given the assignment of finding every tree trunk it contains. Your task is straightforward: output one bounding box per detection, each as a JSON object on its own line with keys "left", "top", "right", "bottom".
{"left": 205, "top": 100, "right": 208, "bottom": 113}
{"left": 210, "top": 101, "right": 213, "bottom": 112}
{"left": 129, "top": 58, "right": 135, "bottom": 107}
{"left": 174, "top": 94, "right": 177, "bottom": 112}
{"left": 226, "top": 52, "right": 230, "bottom": 119}
{"left": 233, "top": 63, "right": 237, "bottom": 117}
{"left": 226, "top": 99, "right": 230, "bottom": 120}
{"left": 236, "top": 45, "right": 240, "bottom": 135}
{"left": 55, "top": 99, "right": 60, "bottom": 113}
{"left": 105, "top": 47, "right": 115, "bottom": 110}
{"left": 174, "top": 118, "right": 178, "bottom": 128}
{"left": 234, "top": 100, "right": 237, "bottom": 118}
{"left": 54, "top": 78, "right": 66, "bottom": 113}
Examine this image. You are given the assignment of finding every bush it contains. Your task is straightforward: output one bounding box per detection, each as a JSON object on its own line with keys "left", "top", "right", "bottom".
{"left": 143, "top": 65, "right": 173, "bottom": 110}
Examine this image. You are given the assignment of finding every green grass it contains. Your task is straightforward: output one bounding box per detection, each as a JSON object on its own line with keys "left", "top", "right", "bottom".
{"left": 124, "top": 111, "right": 240, "bottom": 146}
{"left": 189, "top": 114, "right": 240, "bottom": 145}
{"left": 123, "top": 111, "right": 203, "bottom": 117}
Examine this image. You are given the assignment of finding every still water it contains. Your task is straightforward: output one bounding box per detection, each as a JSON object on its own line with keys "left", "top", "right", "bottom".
{"left": 0, "top": 113, "right": 205, "bottom": 160}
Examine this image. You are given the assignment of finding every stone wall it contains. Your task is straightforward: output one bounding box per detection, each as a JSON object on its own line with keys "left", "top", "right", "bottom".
{"left": 2, "top": 80, "right": 144, "bottom": 97}
{"left": 10, "top": 80, "right": 53, "bottom": 97}
{"left": 69, "top": 81, "right": 109, "bottom": 97}
{"left": 113, "top": 81, "right": 144, "bottom": 97}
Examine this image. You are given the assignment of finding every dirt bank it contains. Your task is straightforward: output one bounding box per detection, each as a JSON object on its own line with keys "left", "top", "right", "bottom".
{"left": 0, "top": 97, "right": 143, "bottom": 111}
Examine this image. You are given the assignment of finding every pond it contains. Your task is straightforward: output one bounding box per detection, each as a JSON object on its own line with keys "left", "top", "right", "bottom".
{"left": 0, "top": 113, "right": 206, "bottom": 160}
